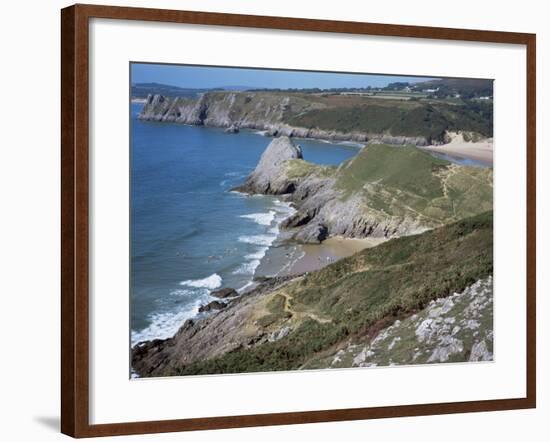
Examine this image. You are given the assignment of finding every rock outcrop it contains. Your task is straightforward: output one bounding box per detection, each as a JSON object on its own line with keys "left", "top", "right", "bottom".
{"left": 132, "top": 276, "right": 298, "bottom": 376}
{"left": 210, "top": 287, "right": 238, "bottom": 299}
{"left": 198, "top": 300, "right": 226, "bottom": 313}
{"left": 225, "top": 124, "right": 239, "bottom": 134}
{"left": 232, "top": 136, "right": 303, "bottom": 195}
{"left": 316, "top": 276, "right": 493, "bottom": 369}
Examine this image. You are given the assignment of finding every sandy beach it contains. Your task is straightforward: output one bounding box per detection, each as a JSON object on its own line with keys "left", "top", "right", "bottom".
{"left": 253, "top": 236, "right": 386, "bottom": 278}
{"left": 422, "top": 132, "right": 493, "bottom": 166}
{"left": 287, "top": 237, "right": 386, "bottom": 274}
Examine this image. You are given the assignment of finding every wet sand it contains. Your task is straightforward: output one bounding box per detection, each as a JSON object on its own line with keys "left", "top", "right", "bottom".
{"left": 255, "top": 236, "right": 386, "bottom": 278}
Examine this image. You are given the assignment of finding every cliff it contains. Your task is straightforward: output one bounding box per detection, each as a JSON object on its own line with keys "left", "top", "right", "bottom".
{"left": 138, "top": 91, "right": 493, "bottom": 145}
{"left": 234, "top": 137, "right": 493, "bottom": 243}
{"left": 132, "top": 211, "right": 493, "bottom": 377}
{"left": 234, "top": 136, "right": 304, "bottom": 194}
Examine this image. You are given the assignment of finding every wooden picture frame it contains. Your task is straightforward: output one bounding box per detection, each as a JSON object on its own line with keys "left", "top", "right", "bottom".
{"left": 61, "top": 3, "right": 536, "bottom": 437}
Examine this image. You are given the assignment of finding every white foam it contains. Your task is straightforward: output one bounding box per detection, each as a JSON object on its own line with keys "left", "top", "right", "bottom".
{"left": 179, "top": 273, "right": 222, "bottom": 290}
{"left": 240, "top": 210, "right": 276, "bottom": 226}
{"left": 238, "top": 234, "right": 276, "bottom": 246}
{"left": 273, "top": 200, "right": 296, "bottom": 215}
{"left": 232, "top": 259, "right": 261, "bottom": 275}
{"left": 245, "top": 247, "right": 269, "bottom": 260}
{"left": 238, "top": 281, "right": 255, "bottom": 292}
{"left": 131, "top": 295, "right": 208, "bottom": 346}
{"left": 169, "top": 289, "right": 194, "bottom": 297}
{"left": 268, "top": 225, "right": 280, "bottom": 235}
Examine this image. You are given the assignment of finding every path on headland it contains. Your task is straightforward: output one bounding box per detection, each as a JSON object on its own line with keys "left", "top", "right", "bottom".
{"left": 279, "top": 292, "right": 332, "bottom": 324}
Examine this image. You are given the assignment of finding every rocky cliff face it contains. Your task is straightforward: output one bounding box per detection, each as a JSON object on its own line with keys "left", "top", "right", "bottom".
{"left": 234, "top": 138, "right": 493, "bottom": 243}
{"left": 233, "top": 136, "right": 303, "bottom": 194}
{"left": 132, "top": 276, "right": 297, "bottom": 376}
{"left": 138, "top": 92, "right": 431, "bottom": 145}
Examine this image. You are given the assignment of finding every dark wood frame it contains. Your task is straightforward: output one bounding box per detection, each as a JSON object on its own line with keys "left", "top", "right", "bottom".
{"left": 61, "top": 3, "right": 536, "bottom": 438}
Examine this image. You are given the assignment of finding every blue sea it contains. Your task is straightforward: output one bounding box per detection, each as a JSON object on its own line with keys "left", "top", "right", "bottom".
{"left": 130, "top": 103, "right": 361, "bottom": 344}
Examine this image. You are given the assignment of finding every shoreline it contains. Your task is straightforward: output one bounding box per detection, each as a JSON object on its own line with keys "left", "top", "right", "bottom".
{"left": 254, "top": 235, "right": 386, "bottom": 279}
{"left": 421, "top": 134, "right": 493, "bottom": 166}
{"left": 284, "top": 236, "right": 387, "bottom": 275}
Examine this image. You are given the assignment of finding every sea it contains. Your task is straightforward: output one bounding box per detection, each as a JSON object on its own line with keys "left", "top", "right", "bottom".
{"left": 130, "top": 103, "right": 361, "bottom": 345}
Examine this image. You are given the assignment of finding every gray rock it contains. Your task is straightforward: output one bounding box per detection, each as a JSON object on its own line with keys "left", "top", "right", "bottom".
{"left": 198, "top": 301, "right": 226, "bottom": 313}
{"left": 293, "top": 223, "right": 329, "bottom": 244}
{"left": 268, "top": 326, "right": 291, "bottom": 342}
{"left": 210, "top": 287, "right": 238, "bottom": 299}
{"left": 225, "top": 124, "right": 240, "bottom": 134}
{"left": 469, "top": 340, "right": 492, "bottom": 362}
{"left": 233, "top": 136, "right": 303, "bottom": 195}
{"left": 427, "top": 336, "right": 464, "bottom": 362}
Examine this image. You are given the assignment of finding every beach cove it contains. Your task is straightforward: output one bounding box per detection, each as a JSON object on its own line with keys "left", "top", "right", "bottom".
{"left": 130, "top": 103, "right": 361, "bottom": 345}
{"left": 130, "top": 103, "right": 493, "bottom": 347}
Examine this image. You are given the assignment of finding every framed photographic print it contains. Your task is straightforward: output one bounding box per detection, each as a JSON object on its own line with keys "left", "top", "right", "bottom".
{"left": 61, "top": 3, "right": 536, "bottom": 438}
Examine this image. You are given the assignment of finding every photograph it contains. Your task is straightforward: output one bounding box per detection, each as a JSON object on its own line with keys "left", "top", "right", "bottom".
{"left": 129, "top": 64, "right": 494, "bottom": 378}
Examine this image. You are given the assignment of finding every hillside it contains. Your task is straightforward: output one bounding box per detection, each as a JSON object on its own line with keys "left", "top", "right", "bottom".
{"left": 132, "top": 211, "right": 493, "bottom": 377}
{"left": 138, "top": 90, "right": 493, "bottom": 144}
{"left": 234, "top": 137, "right": 493, "bottom": 242}
{"left": 131, "top": 83, "right": 251, "bottom": 99}
{"left": 131, "top": 83, "right": 209, "bottom": 99}
{"left": 413, "top": 78, "right": 494, "bottom": 99}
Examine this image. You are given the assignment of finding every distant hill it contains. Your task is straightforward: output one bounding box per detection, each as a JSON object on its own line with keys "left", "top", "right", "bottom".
{"left": 139, "top": 90, "right": 493, "bottom": 144}
{"left": 131, "top": 82, "right": 252, "bottom": 98}
{"left": 413, "top": 78, "right": 493, "bottom": 99}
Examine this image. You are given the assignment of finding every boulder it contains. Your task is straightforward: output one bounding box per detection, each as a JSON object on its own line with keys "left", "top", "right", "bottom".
{"left": 225, "top": 124, "right": 240, "bottom": 134}
{"left": 198, "top": 300, "right": 227, "bottom": 313}
{"left": 210, "top": 287, "right": 238, "bottom": 299}
{"left": 293, "top": 223, "right": 329, "bottom": 244}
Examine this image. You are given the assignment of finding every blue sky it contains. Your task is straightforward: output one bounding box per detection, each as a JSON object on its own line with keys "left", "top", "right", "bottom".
{"left": 131, "top": 63, "right": 432, "bottom": 89}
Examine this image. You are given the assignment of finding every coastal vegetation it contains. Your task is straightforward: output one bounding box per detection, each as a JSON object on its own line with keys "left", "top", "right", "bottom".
{"left": 133, "top": 211, "right": 493, "bottom": 376}
{"left": 138, "top": 87, "right": 493, "bottom": 144}
{"left": 131, "top": 76, "right": 494, "bottom": 377}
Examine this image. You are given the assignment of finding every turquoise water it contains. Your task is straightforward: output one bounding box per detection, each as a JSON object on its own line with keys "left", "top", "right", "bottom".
{"left": 130, "top": 103, "right": 360, "bottom": 344}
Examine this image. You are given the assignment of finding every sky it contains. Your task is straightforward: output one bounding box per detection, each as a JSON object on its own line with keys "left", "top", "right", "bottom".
{"left": 131, "top": 63, "right": 432, "bottom": 90}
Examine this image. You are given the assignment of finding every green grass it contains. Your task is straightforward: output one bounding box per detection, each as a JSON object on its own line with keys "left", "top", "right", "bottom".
{"left": 283, "top": 159, "right": 335, "bottom": 179}
{"left": 335, "top": 145, "right": 449, "bottom": 197}
{"left": 286, "top": 101, "right": 493, "bottom": 142}
{"left": 333, "top": 145, "right": 493, "bottom": 225}
{"left": 172, "top": 211, "right": 493, "bottom": 376}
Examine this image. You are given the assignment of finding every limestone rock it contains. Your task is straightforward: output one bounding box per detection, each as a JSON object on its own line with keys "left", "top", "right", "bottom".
{"left": 233, "top": 136, "right": 303, "bottom": 195}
